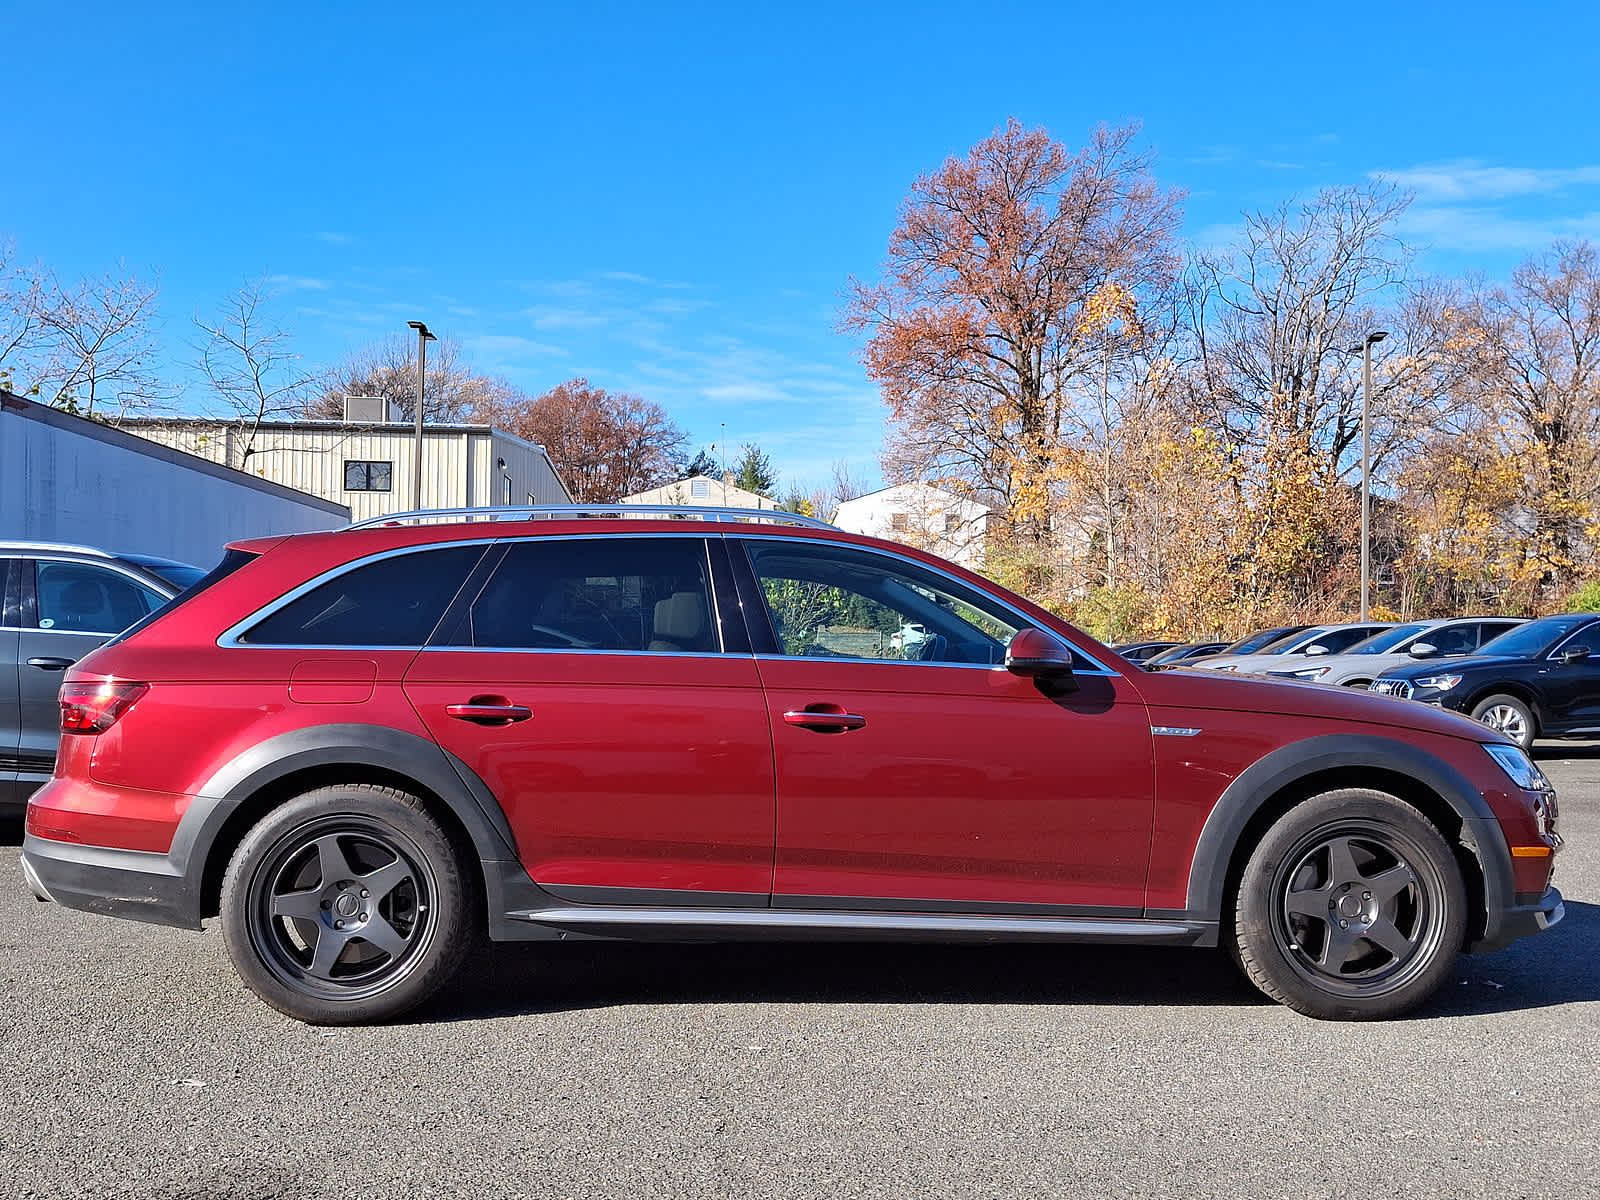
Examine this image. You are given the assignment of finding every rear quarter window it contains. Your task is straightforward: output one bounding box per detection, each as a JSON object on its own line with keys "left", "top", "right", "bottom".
{"left": 239, "top": 545, "right": 484, "bottom": 647}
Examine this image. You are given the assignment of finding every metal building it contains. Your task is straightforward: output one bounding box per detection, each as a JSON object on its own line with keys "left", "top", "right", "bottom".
{"left": 122, "top": 411, "right": 571, "bottom": 525}
{"left": 0, "top": 390, "right": 349, "bottom": 567}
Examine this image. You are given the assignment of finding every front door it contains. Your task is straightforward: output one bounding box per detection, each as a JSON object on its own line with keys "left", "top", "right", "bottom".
{"left": 736, "top": 537, "right": 1155, "bottom": 913}
{"left": 1543, "top": 621, "right": 1600, "bottom": 732}
{"left": 404, "top": 535, "right": 775, "bottom": 902}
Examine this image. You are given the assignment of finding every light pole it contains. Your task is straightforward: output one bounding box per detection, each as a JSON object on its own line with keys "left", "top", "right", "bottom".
{"left": 407, "top": 321, "right": 436, "bottom": 511}
{"left": 1350, "top": 330, "right": 1389, "bottom": 620}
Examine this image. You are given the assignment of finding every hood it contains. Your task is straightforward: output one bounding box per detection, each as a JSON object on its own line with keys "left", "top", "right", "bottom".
{"left": 1133, "top": 666, "right": 1505, "bottom": 743}
{"left": 1375, "top": 653, "right": 1523, "bottom": 682}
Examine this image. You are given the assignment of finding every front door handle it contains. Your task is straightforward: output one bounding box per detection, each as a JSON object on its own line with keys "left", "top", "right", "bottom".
{"left": 445, "top": 699, "right": 533, "bottom": 725}
{"left": 783, "top": 705, "right": 867, "bottom": 733}
{"left": 27, "top": 657, "right": 74, "bottom": 672}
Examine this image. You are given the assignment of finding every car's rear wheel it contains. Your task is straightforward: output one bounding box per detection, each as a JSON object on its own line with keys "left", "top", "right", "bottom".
{"left": 220, "top": 784, "right": 475, "bottom": 1024}
{"left": 1471, "top": 694, "right": 1536, "bottom": 749}
{"left": 1232, "top": 789, "right": 1466, "bottom": 1019}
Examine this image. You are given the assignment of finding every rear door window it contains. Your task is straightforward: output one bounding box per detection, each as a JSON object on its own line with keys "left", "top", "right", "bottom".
{"left": 240, "top": 545, "right": 484, "bottom": 647}
{"left": 445, "top": 537, "right": 719, "bottom": 653}
{"left": 32, "top": 561, "right": 165, "bottom": 635}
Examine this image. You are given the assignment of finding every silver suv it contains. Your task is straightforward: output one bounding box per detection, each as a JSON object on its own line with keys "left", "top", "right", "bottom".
{"left": 2, "top": 542, "right": 198, "bottom": 809}
{"left": 1265, "top": 617, "right": 1526, "bottom": 689}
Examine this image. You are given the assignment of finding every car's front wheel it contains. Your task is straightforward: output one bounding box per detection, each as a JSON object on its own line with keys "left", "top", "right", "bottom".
{"left": 1471, "top": 694, "right": 1537, "bottom": 749}
{"left": 219, "top": 784, "right": 475, "bottom": 1024}
{"left": 1233, "top": 789, "right": 1467, "bottom": 1019}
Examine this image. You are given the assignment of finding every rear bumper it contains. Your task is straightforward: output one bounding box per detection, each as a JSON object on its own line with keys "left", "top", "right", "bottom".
{"left": 1471, "top": 884, "right": 1564, "bottom": 953}
{"left": 20, "top": 833, "right": 204, "bottom": 930}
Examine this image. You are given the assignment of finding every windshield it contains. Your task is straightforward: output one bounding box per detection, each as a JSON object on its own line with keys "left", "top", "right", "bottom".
{"left": 1219, "top": 626, "right": 1304, "bottom": 655}
{"left": 1348, "top": 622, "right": 1432, "bottom": 654}
{"left": 1478, "top": 614, "right": 1594, "bottom": 659}
{"left": 119, "top": 554, "right": 207, "bottom": 592}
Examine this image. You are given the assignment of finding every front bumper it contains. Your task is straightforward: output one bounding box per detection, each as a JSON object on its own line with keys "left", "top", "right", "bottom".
{"left": 1471, "top": 884, "right": 1564, "bottom": 953}
{"left": 21, "top": 833, "right": 204, "bottom": 930}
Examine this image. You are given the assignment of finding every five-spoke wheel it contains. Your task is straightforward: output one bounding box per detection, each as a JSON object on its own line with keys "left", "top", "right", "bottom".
{"left": 221, "top": 784, "right": 474, "bottom": 1024}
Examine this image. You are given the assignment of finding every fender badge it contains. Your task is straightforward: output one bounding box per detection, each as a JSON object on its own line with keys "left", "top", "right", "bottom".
{"left": 1151, "top": 726, "right": 1201, "bottom": 737}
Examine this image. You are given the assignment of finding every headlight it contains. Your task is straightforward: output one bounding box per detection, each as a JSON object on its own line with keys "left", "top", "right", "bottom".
{"left": 1214, "top": 664, "right": 1237, "bottom": 672}
{"left": 1413, "top": 673, "right": 1463, "bottom": 692}
{"left": 1287, "top": 666, "right": 1330, "bottom": 680}
{"left": 1484, "top": 743, "right": 1552, "bottom": 792}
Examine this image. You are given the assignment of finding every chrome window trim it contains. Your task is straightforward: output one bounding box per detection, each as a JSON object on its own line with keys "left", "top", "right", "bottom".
{"left": 21, "top": 554, "right": 174, "bottom": 636}
{"left": 420, "top": 646, "right": 743, "bottom": 660}
{"left": 734, "top": 533, "right": 1120, "bottom": 677}
{"left": 217, "top": 532, "right": 728, "bottom": 654}
{"left": 1545, "top": 619, "right": 1600, "bottom": 661}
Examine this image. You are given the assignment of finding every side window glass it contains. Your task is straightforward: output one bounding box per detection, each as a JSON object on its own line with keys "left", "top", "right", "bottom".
{"left": 743, "top": 540, "right": 1021, "bottom": 666}
{"left": 34, "top": 561, "right": 163, "bottom": 635}
{"left": 1427, "top": 624, "right": 1477, "bottom": 655}
{"left": 1560, "top": 623, "right": 1600, "bottom": 657}
{"left": 241, "top": 546, "right": 481, "bottom": 646}
{"left": 1312, "top": 627, "right": 1374, "bottom": 655}
{"left": 459, "top": 538, "right": 718, "bottom": 653}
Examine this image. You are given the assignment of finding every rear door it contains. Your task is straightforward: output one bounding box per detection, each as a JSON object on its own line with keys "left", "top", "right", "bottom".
{"left": 0, "top": 559, "right": 20, "bottom": 807}
{"left": 15, "top": 556, "right": 166, "bottom": 795}
{"left": 403, "top": 534, "right": 776, "bottom": 903}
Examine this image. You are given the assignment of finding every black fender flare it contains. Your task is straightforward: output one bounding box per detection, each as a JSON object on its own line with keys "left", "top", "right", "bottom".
{"left": 169, "top": 723, "right": 519, "bottom": 883}
{"left": 1178, "top": 733, "right": 1513, "bottom": 927}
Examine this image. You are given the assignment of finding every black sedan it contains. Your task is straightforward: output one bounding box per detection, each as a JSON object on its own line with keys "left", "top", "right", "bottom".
{"left": 1144, "top": 640, "right": 1231, "bottom": 669}
{"left": 1370, "top": 612, "right": 1600, "bottom": 748}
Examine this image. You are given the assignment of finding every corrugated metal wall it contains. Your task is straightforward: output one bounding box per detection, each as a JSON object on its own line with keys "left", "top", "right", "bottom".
{"left": 129, "top": 424, "right": 569, "bottom": 522}
{"left": 0, "top": 401, "right": 349, "bottom": 568}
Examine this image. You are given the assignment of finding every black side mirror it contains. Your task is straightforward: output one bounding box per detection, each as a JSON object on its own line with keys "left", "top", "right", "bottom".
{"left": 1561, "top": 645, "right": 1591, "bottom": 665}
{"left": 1006, "top": 628, "right": 1077, "bottom": 692}
{"left": 1408, "top": 642, "right": 1439, "bottom": 659}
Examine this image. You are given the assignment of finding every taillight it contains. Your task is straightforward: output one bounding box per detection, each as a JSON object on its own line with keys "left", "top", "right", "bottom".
{"left": 59, "top": 681, "right": 150, "bottom": 734}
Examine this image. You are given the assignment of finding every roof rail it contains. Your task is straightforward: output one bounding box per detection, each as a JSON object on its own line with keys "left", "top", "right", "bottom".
{"left": 0, "top": 540, "right": 113, "bottom": 558}
{"left": 345, "top": 503, "right": 836, "bottom": 532}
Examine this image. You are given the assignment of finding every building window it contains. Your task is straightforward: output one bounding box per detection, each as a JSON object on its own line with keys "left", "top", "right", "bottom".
{"left": 528, "top": 493, "right": 537, "bottom": 505}
{"left": 502, "top": 476, "right": 513, "bottom": 504}
{"left": 344, "top": 460, "right": 392, "bottom": 492}
{"left": 690, "top": 479, "right": 710, "bottom": 498}
{"left": 944, "top": 514, "right": 960, "bottom": 533}
{"left": 890, "top": 512, "right": 909, "bottom": 532}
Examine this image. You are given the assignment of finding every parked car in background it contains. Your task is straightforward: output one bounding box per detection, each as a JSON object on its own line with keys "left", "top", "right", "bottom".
{"left": 1183, "top": 625, "right": 1311, "bottom": 666}
{"left": 1112, "top": 640, "right": 1183, "bottom": 663}
{"left": 1144, "top": 640, "right": 1231, "bottom": 669}
{"left": 1266, "top": 618, "right": 1527, "bottom": 689}
{"left": 1371, "top": 613, "right": 1600, "bottom": 749}
{"left": 22, "top": 507, "right": 1563, "bottom": 1025}
{"left": 2, "top": 542, "right": 195, "bottom": 810}
{"left": 1191, "top": 622, "right": 1394, "bottom": 675}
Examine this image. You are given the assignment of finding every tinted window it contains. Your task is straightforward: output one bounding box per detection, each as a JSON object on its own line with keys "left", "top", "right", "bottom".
{"left": 744, "top": 540, "right": 1023, "bottom": 666}
{"left": 243, "top": 546, "right": 481, "bottom": 646}
{"left": 1223, "top": 626, "right": 1306, "bottom": 655}
{"left": 454, "top": 538, "right": 717, "bottom": 652}
{"left": 1350, "top": 623, "right": 1431, "bottom": 654}
{"left": 1306, "top": 626, "right": 1388, "bottom": 655}
{"left": 34, "top": 561, "right": 164, "bottom": 634}
{"left": 1421, "top": 623, "right": 1477, "bottom": 656}
{"left": 118, "top": 554, "right": 207, "bottom": 591}
{"left": 1475, "top": 620, "right": 1522, "bottom": 646}
{"left": 106, "top": 549, "right": 260, "bottom": 648}
{"left": 1480, "top": 615, "right": 1591, "bottom": 658}
{"left": 1557, "top": 622, "right": 1600, "bottom": 657}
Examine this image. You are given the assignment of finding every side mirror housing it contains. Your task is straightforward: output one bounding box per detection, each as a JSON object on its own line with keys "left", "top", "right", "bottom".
{"left": 1304, "top": 644, "right": 1330, "bottom": 656}
{"left": 1005, "top": 628, "right": 1077, "bottom": 691}
{"left": 1408, "top": 642, "right": 1439, "bottom": 659}
{"left": 1561, "top": 644, "right": 1591, "bottom": 665}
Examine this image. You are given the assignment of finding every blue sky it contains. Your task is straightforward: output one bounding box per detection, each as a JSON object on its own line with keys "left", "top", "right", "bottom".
{"left": 8, "top": 1, "right": 1600, "bottom": 491}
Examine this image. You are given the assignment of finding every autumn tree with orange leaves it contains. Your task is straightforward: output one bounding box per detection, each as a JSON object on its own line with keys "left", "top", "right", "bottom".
{"left": 844, "top": 120, "right": 1183, "bottom": 595}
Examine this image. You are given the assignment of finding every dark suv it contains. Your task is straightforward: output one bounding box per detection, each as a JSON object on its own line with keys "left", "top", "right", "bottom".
{"left": 1372, "top": 612, "right": 1600, "bottom": 749}
{"left": 22, "top": 508, "right": 1564, "bottom": 1024}
{"left": 2, "top": 542, "right": 197, "bottom": 809}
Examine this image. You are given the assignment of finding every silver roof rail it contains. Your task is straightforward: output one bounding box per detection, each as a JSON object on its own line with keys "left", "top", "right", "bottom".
{"left": 0, "top": 540, "right": 114, "bottom": 558}
{"left": 345, "top": 503, "right": 835, "bottom": 531}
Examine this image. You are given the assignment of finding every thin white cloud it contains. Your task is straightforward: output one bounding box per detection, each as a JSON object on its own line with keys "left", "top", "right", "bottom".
{"left": 464, "top": 334, "right": 568, "bottom": 360}
{"left": 1374, "top": 160, "right": 1600, "bottom": 202}
{"left": 1395, "top": 205, "right": 1600, "bottom": 252}
{"left": 267, "top": 274, "right": 332, "bottom": 292}
{"left": 315, "top": 231, "right": 353, "bottom": 245}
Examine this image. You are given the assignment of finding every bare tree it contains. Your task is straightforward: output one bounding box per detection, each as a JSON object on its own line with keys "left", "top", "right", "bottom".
{"left": 0, "top": 241, "right": 44, "bottom": 392}
{"left": 30, "top": 268, "right": 163, "bottom": 417}
{"left": 192, "top": 279, "right": 319, "bottom": 467}
{"left": 306, "top": 333, "right": 499, "bottom": 422}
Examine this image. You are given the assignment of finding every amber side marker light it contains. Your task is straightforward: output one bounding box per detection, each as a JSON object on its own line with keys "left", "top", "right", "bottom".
{"left": 59, "top": 682, "right": 150, "bottom": 734}
{"left": 1510, "top": 845, "right": 1555, "bottom": 858}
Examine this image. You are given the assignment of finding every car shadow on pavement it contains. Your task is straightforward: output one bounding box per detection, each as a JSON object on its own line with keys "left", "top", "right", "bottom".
{"left": 417, "top": 939, "right": 1266, "bottom": 1022}
{"left": 1415, "top": 898, "right": 1600, "bottom": 1019}
{"left": 0, "top": 816, "right": 21, "bottom": 846}
{"left": 1533, "top": 742, "right": 1600, "bottom": 761}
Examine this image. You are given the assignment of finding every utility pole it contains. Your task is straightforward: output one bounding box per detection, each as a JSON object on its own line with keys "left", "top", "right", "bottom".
{"left": 407, "top": 320, "right": 436, "bottom": 511}
{"left": 1356, "top": 330, "right": 1388, "bottom": 621}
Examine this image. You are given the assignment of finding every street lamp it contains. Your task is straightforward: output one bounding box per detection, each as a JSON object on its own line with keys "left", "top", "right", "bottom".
{"left": 407, "top": 320, "right": 436, "bottom": 510}
{"left": 1346, "top": 330, "right": 1389, "bottom": 621}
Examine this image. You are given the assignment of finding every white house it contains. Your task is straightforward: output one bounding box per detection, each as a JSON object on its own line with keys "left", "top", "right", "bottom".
{"left": 833, "top": 482, "right": 993, "bottom": 568}
{"left": 621, "top": 474, "right": 782, "bottom": 511}
{"left": 122, "top": 410, "right": 570, "bottom": 525}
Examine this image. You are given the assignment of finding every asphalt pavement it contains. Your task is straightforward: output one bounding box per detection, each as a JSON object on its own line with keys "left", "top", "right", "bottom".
{"left": 2, "top": 748, "right": 1596, "bottom": 1199}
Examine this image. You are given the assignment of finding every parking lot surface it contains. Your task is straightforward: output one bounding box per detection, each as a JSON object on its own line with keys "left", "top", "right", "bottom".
{"left": 3, "top": 750, "right": 1597, "bottom": 1200}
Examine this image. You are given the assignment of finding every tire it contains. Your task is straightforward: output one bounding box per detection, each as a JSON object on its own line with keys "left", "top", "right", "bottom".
{"left": 1470, "top": 693, "right": 1537, "bottom": 750}
{"left": 219, "top": 784, "right": 476, "bottom": 1025}
{"left": 1341, "top": 679, "right": 1372, "bottom": 689}
{"left": 1232, "top": 788, "right": 1467, "bottom": 1020}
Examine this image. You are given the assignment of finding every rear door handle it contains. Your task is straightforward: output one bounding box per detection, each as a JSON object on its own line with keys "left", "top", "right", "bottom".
{"left": 783, "top": 706, "right": 867, "bottom": 733}
{"left": 27, "top": 657, "right": 74, "bottom": 672}
{"left": 445, "top": 700, "right": 533, "bottom": 725}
